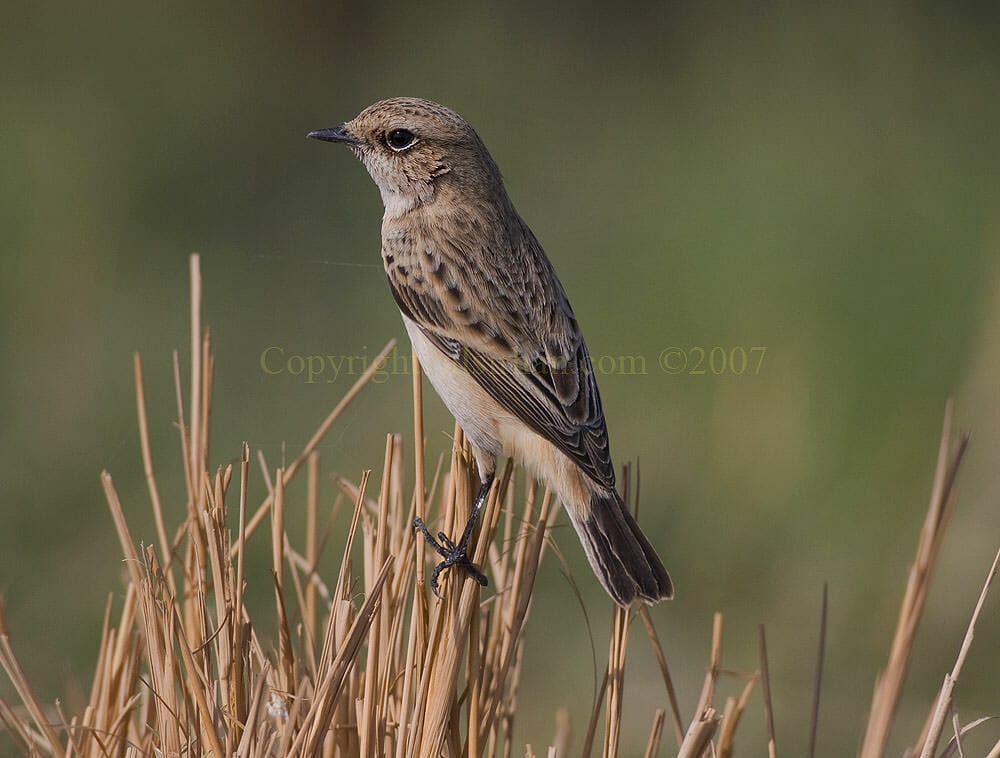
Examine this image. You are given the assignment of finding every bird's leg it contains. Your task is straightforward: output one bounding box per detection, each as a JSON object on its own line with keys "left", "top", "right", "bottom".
{"left": 454, "top": 473, "right": 494, "bottom": 558}
{"left": 412, "top": 472, "right": 495, "bottom": 598}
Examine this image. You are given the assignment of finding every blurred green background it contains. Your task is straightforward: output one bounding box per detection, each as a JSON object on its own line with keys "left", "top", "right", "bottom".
{"left": 3, "top": 1, "right": 1000, "bottom": 754}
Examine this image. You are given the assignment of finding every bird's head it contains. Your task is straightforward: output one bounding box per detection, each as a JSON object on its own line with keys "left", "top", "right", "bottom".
{"left": 308, "top": 97, "right": 503, "bottom": 218}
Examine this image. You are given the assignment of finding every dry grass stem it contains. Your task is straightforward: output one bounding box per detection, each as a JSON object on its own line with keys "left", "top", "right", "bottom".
{"left": 602, "top": 605, "right": 629, "bottom": 758}
{"left": 860, "top": 401, "right": 970, "bottom": 757}
{"left": 643, "top": 709, "right": 665, "bottom": 758}
{"left": 677, "top": 706, "right": 718, "bottom": 758}
{"left": 639, "top": 606, "right": 685, "bottom": 750}
{"left": 718, "top": 675, "right": 758, "bottom": 758}
{"left": 808, "top": 583, "right": 828, "bottom": 758}
{"left": 758, "top": 625, "right": 776, "bottom": 758}
{"left": 917, "top": 546, "right": 1000, "bottom": 758}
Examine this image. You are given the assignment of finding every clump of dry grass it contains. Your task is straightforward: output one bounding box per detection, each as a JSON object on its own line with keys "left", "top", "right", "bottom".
{"left": 1, "top": 255, "right": 998, "bottom": 757}
{"left": 0, "top": 255, "right": 686, "bottom": 756}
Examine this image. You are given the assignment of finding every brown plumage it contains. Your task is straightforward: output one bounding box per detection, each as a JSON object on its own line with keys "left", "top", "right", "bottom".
{"left": 309, "top": 97, "right": 672, "bottom": 606}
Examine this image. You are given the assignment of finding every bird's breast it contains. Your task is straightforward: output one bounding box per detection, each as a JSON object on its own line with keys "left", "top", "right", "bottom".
{"left": 381, "top": 231, "right": 451, "bottom": 292}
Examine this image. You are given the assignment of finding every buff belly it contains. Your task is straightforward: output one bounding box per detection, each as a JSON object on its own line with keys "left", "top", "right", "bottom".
{"left": 401, "top": 314, "right": 593, "bottom": 519}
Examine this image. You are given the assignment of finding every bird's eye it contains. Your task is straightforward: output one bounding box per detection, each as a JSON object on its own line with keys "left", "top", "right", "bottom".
{"left": 386, "top": 128, "right": 417, "bottom": 151}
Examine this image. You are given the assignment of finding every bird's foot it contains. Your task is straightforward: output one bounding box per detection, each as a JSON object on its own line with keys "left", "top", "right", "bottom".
{"left": 412, "top": 516, "right": 488, "bottom": 599}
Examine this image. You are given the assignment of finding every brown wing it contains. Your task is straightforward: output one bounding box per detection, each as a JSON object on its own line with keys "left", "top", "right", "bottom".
{"left": 386, "top": 225, "right": 616, "bottom": 490}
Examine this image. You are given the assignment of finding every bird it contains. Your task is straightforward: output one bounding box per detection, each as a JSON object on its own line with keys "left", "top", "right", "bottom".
{"left": 308, "top": 97, "right": 672, "bottom": 607}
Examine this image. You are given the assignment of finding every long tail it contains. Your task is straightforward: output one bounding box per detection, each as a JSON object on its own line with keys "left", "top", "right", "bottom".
{"left": 572, "top": 488, "right": 673, "bottom": 607}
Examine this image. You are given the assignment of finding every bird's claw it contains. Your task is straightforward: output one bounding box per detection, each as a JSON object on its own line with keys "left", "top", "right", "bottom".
{"left": 412, "top": 516, "right": 488, "bottom": 599}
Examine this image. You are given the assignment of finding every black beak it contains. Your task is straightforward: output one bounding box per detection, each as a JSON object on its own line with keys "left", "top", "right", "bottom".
{"left": 307, "top": 124, "right": 362, "bottom": 146}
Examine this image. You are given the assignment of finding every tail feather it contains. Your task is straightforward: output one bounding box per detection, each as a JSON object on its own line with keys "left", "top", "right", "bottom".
{"left": 574, "top": 489, "right": 673, "bottom": 606}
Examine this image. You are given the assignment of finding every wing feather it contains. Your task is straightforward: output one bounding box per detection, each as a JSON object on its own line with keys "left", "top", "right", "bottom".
{"left": 385, "top": 229, "right": 616, "bottom": 489}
